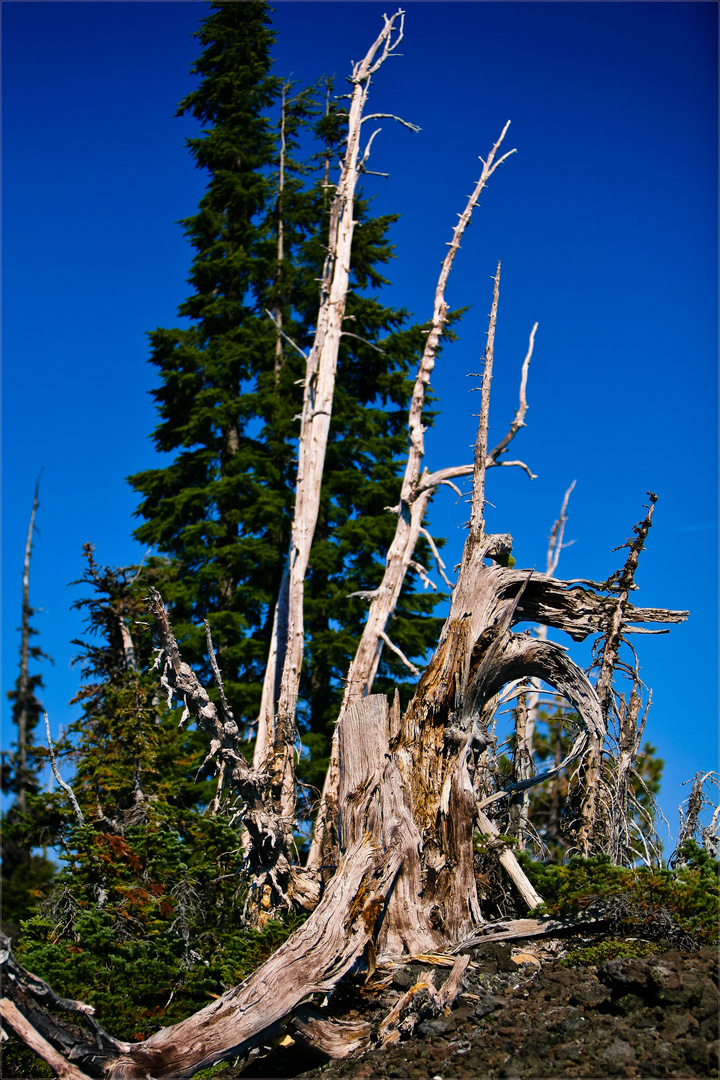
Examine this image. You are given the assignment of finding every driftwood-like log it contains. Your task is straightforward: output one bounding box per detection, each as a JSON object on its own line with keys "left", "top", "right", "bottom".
{"left": 108, "top": 834, "right": 402, "bottom": 1078}
{"left": 0, "top": 999, "right": 93, "bottom": 1080}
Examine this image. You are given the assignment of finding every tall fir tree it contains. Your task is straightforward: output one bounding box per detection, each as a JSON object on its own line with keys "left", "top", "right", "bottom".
{"left": 128, "top": 1, "right": 447, "bottom": 800}
{"left": 1, "top": 480, "right": 55, "bottom": 933}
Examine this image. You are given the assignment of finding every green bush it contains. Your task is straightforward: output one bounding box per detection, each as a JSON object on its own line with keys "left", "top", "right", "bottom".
{"left": 518, "top": 840, "right": 719, "bottom": 947}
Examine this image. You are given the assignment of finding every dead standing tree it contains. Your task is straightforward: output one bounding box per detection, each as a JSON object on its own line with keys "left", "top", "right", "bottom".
{"left": 507, "top": 480, "right": 576, "bottom": 849}
{"left": 253, "top": 12, "right": 417, "bottom": 831}
{"left": 307, "top": 125, "right": 525, "bottom": 871}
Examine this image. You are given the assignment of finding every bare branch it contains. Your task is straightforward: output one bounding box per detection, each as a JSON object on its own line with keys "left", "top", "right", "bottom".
{"left": 203, "top": 620, "right": 234, "bottom": 726}
{"left": 359, "top": 126, "right": 383, "bottom": 168}
{"left": 490, "top": 459, "right": 537, "bottom": 479}
{"left": 419, "top": 526, "right": 453, "bottom": 588}
{"left": 353, "top": 9, "right": 406, "bottom": 82}
{"left": 408, "top": 558, "right": 437, "bottom": 591}
{"left": 487, "top": 322, "right": 537, "bottom": 465}
{"left": 361, "top": 112, "right": 421, "bottom": 132}
{"left": 264, "top": 308, "right": 308, "bottom": 361}
{"left": 44, "top": 714, "right": 84, "bottom": 827}
{"left": 378, "top": 631, "right": 421, "bottom": 678}
{"left": 416, "top": 463, "right": 473, "bottom": 495}
{"left": 470, "top": 263, "right": 501, "bottom": 537}
{"left": 340, "top": 330, "right": 385, "bottom": 354}
{"left": 546, "top": 480, "right": 576, "bottom": 577}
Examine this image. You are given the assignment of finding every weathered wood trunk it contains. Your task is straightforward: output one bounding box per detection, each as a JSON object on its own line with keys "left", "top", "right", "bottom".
{"left": 264, "top": 13, "right": 408, "bottom": 822}
{"left": 307, "top": 127, "right": 518, "bottom": 871}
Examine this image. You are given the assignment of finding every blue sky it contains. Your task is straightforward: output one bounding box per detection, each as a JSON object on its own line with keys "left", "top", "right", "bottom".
{"left": 2, "top": 2, "right": 717, "bottom": 842}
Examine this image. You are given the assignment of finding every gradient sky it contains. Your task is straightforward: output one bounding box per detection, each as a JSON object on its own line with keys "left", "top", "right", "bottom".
{"left": 2, "top": 2, "right": 717, "bottom": 842}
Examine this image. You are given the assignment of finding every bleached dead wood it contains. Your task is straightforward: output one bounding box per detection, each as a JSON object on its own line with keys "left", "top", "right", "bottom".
{"left": 1, "top": 698, "right": 424, "bottom": 1076}
{"left": 107, "top": 835, "right": 401, "bottom": 1078}
{"left": 384, "top": 272, "right": 605, "bottom": 941}
{"left": 576, "top": 494, "right": 659, "bottom": 857}
{"left": 44, "top": 714, "right": 84, "bottom": 827}
{"left": 308, "top": 132, "right": 518, "bottom": 871}
{"left": 292, "top": 1009, "right": 372, "bottom": 1057}
{"left": 510, "top": 481, "right": 576, "bottom": 846}
{"left": 0, "top": 999, "right": 93, "bottom": 1080}
{"left": 258, "top": 11, "right": 413, "bottom": 825}
{"left": 475, "top": 807, "right": 544, "bottom": 909}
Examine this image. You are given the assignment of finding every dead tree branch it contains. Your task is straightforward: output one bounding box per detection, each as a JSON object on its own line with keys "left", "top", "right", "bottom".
{"left": 44, "top": 714, "right": 84, "bottom": 827}
{"left": 0, "top": 999, "right": 93, "bottom": 1080}
{"left": 147, "top": 588, "right": 319, "bottom": 913}
{"left": 307, "top": 124, "right": 516, "bottom": 870}
{"left": 486, "top": 323, "right": 537, "bottom": 470}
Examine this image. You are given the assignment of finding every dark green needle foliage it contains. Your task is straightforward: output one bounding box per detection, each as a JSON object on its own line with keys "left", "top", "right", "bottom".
{"left": 10, "top": 548, "right": 304, "bottom": 1057}
{"left": 128, "top": 0, "right": 448, "bottom": 789}
{"left": 518, "top": 840, "right": 719, "bottom": 949}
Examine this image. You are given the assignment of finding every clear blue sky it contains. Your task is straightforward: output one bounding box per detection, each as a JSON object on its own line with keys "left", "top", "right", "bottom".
{"left": 2, "top": 2, "right": 717, "bottom": 843}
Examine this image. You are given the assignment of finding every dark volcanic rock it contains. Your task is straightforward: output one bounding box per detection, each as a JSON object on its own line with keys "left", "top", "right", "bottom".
{"left": 210, "top": 942, "right": 719, "bottom": 1080}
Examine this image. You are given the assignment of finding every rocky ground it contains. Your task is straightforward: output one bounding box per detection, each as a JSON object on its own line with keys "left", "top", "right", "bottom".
{"left": 209, "top": 936, "right": 718, "bottom": 1080}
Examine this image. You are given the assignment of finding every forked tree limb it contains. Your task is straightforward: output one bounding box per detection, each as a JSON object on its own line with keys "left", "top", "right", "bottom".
{"left": 307, "top": 126, "right": 517, "bottom": 870}
{"left": 486, "top": 322, "right": 537, "bottom": 470}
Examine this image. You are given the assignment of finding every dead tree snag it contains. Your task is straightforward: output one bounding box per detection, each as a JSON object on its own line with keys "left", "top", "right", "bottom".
{"left": 254, "top": 11, "right": 416, "bottom": 828}
{"left": 308, "top": 134, "right": 524, "bottom": 871}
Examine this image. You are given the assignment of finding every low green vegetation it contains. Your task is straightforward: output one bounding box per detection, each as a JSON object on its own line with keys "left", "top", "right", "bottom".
{"left": 519, "top": 840, "right": 719, "bottom": 948}
{"left": 559, "top": 938, "right": 659, "bottom": 967}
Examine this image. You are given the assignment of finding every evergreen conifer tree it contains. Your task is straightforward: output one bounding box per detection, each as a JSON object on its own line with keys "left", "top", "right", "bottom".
{"left": 12, "top": 547, "right": 304, "bottom": 1047}
{"left": 128, "top": 1, "right": 447, "bottom": 801}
